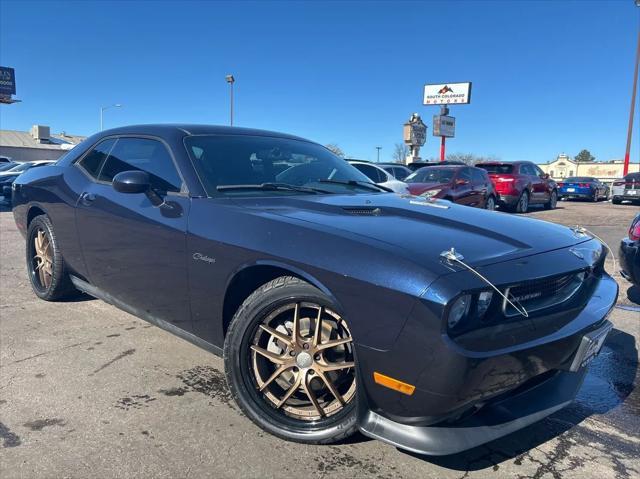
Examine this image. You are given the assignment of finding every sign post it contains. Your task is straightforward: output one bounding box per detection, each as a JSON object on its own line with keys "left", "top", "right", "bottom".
{"left": 403, "top": 113, "right": 427, "bottom": 164}
{"left": 423, "top": 82, "right": 471, "bottom": 162}
{"left": 0, "top": 66, "right": 19, "bottom": 104}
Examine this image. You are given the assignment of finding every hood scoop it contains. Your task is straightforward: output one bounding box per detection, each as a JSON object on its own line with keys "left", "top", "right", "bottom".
{"left": 342, "top": 206, "right": 382, "bottom": 216}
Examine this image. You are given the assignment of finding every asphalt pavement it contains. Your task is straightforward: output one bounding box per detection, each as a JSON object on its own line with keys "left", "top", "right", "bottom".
{"left": 0, "top": 200, "right": 638, "bottom": 479}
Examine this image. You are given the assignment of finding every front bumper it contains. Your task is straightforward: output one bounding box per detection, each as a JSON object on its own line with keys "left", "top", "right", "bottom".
{"left": 619, "top": 238, "right": 639, "bottom": 285}
{"left": 356, "top": 269, "right": 618, "bottom": 455}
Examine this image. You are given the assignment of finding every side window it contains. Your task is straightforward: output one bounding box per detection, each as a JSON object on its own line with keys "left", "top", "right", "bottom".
{"left": 458, "top": 168, "right": 472, "bottom": 182}
{"left": 394, "top": 167, "right": 409, "bottom": 181}
{"left": 353, "top": 164, "right": 383, "bottom": 183}
{"left": 471, "top": 168, "right": 485, "bottom": 183}
{"left": 99, "top": 138, "right": 182, "bottom": 192}
{"left": 76, "top": 138, "right": 117, "bottom": 180}
{"left": 535, "top": 165, "right": 545, "bottom": 176}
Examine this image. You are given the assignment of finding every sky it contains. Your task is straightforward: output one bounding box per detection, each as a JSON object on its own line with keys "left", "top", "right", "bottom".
{"left": 0, "top": 0, "right": 639, "bottom": 164}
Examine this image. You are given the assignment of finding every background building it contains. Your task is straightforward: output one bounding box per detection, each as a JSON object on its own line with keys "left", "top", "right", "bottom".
{"left": 0, "top": 125, "right": 85, "bottom": 162}
{"left": 539, "top": 153, "right": 640, "bottom": 183}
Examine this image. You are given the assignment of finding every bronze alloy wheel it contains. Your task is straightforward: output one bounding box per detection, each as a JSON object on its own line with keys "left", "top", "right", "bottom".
{"left": 32, "top": 228, "right": 53, "bottom": 289}
{"left": 249, "top": 302, "right": 356, "bottom": 421}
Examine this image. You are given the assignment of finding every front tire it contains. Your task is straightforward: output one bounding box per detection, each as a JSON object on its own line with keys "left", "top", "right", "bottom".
{"left": 26, "top": 215, "right": 76, "bottom": 301}
{"left": 224, "top": 276, "right": 358, "bottom": 444}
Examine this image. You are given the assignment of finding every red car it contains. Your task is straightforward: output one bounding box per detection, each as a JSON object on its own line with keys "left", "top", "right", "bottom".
{"left": 475, "top": 161, "right": 558, "bottom": 213}
{"left": 406, "top": 165, "right": 497, "bottom": 209}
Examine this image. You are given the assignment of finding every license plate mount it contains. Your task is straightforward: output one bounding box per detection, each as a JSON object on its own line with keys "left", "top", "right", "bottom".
{"left": 569, "top": 322, "right": 612, "bottom": 372}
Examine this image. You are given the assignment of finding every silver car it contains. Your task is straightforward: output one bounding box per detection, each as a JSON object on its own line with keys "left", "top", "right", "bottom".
{"left": 348, "top": 160, "right": 409, "bottom": 194}
{"left": 612, "top": 172, "right": 640, "bottom": 205}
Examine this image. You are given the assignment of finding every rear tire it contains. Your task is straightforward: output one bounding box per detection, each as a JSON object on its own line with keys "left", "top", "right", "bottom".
{"left": 612, "top": 198, "right": 621, "bottom": 205}
{"left": 544, "top": 190, "right": 557, "bottom": 210}
{"left": 26, "top": 215, "right": 77, "bottom": 301}
{"left": 224, "top": 276, "right": 358, "bottom": 445}
{"left": 514, "top": 190, "right": 529, "bottom": 213}
{"left": 485, "top": 195, "right": 496, "bottom": 211}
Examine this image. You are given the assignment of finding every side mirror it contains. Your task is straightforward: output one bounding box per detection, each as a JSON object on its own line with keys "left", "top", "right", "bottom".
{"left": 113, "top": 170, "right": 150, "bottom": 194}
{"left": 541, "top": 173, "right": 550, "bottom": 179}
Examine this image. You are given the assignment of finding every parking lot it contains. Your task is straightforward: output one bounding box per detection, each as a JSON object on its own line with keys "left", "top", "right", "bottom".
{"left": 0, "top": 201, "right": 638, "bottom": 479}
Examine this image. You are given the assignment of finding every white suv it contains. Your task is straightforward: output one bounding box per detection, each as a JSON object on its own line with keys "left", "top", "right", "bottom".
{"left": 348, "top": 160, "right": 409, "bottom": 194}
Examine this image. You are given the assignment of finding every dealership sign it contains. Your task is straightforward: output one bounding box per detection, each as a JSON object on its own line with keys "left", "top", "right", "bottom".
{"left": 0, "top": 66, "right": 16, "bottom": 96}
{"left": 423, "top": 82, "right": 471, "bottom": 105}
{"left": 433, "top": 115, "right": 455, "bottom": 138}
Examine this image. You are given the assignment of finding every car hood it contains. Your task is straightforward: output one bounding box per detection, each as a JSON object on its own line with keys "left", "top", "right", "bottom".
{"left": 233, "top": 193, "right": 590, "bottom": 271}
{"left": 407, "top": 182, "right": 446, "bottom": 193}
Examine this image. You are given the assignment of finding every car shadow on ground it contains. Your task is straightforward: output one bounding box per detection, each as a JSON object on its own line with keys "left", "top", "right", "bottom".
{"left": 627, "top": 285, "right": 640, "bottom": 305}
{"left": 402, "top": 328, "right": 637, "bottom": 472}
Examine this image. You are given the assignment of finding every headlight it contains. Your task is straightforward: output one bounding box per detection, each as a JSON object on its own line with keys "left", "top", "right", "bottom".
{"left": 421, "top": 189, "right": 442, "bottom": 198}
{"left": 448, "top": 294, "right": 471, "bottom": 329}
{"left": 477, "top": 291, "right": 493, "bottom": 318}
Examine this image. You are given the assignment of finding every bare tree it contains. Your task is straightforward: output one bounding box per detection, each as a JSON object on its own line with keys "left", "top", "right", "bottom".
{"left": 325, "top": 143, "right": 345, "bottom": 158}
{"left": 392, "top": 143, "right": 409, "bottom": 163}
{"left": 446, "top": 152, "right": 501, "bottom": 165}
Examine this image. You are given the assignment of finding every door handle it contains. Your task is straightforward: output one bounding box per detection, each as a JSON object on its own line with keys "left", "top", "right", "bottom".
{"left": 80, "top": 192, "right": 96, "bottom": 206}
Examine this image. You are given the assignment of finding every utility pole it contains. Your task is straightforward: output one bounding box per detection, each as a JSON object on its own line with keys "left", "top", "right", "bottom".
{"left": 226, "top": 74, "right": 235, "bottom": 126}
{"left": 623, "top": 18, "right": 640, "bottom": 175}
{"left": 376, "top": 146, "right": 382, "bottom": 162}
{"left": 100, "top": 104, "right": 122, "bottom": 131}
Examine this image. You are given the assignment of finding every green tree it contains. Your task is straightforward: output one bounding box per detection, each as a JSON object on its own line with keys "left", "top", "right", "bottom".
{"left": 574, "top": 149, "right": 595, "bottom": 162}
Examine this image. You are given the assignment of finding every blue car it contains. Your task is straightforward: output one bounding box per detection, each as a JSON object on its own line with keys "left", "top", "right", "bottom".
{"left": 558, "top": 177, "right": 609, "bottom": 201}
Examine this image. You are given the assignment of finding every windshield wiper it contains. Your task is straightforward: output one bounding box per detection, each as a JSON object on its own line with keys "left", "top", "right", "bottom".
{"left": 317, "top": 179, "right": 392, "bottom": 192}
{"left": 216, "top": 182, "right": 331, "bottom": 194}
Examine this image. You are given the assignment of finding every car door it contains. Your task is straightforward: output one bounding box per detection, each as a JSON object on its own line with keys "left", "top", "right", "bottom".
{"left": 453, "top": 168, "right": 475, "bottom": 205}
{"left": 74, "top": 136, "right": 193, "bottom": 331}
{"left": 523, "top": 163, "right": 543, "bottom": 203}
{"left": 470, "top": 167, "right": 489, "bottom": 207}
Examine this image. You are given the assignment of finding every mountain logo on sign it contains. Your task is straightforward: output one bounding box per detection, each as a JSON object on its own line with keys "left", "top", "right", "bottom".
{"left": 438, "top": 85, "right": 453, "bottom": 94}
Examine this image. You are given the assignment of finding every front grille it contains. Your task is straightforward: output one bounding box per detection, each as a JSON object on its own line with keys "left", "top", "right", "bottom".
{"left": 503, "top": 270, "right": 586, "bottom": 317}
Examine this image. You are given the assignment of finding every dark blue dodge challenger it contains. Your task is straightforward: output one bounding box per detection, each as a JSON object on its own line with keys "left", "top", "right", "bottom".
{"left": 12, "top": 125, "right": 617, "bottom": 455}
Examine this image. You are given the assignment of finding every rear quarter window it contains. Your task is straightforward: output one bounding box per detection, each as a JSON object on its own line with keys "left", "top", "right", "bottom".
{"left": 76, "top": 138, "right": 117, "bottom": 179}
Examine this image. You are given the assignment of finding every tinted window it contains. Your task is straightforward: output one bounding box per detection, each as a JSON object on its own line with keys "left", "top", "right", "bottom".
{"left": 471, "top": 168, "right": 485, "bottom": 183}
{"left": 519, "top": 164, "right": 536, "bottom": 175}
{"left": 458, "top": 168, "right": 472, "bottom": 182}
{"left": 535, "top": 165, "right": 545, "bottom": 176}
{"left": 476, "top": 164, "right": 513, "bottom": 174}
{"left": 393, "top": 167, "right": 410, "bottom": 181}
{"left": 624, "top": 173, "right": 640, "bottom": 181}
{"left": 352, "top": 164, "right": 384, "bottom": 183}
{"left": 77, "top": 139, "right": 117, "bottom": 179}
{"left": 406, "top": 167, "right": 456, "bottom": 184}
{"left": 565, "top": 177, "right": 594, "bottom": 182}
{"left": 99, "top": 138, "right": 182, "bottom": 192}
{"left": 184, "top": 135, "right": 372, "bottom": 196}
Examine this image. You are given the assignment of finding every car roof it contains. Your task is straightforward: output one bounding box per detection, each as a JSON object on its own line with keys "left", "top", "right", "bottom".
{"left": 476, "top": 161, "right": 529, "bottom": 166}
{"left": 99, "top": 124, "right": 313, "bottom": 143}
{"left": 347, "top": 160, "right": 385, "bottom": 168}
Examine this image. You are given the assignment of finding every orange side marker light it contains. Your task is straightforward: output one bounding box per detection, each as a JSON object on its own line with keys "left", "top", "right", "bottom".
{"left": 373, "top": 372, "right": 415, "bottom": 396}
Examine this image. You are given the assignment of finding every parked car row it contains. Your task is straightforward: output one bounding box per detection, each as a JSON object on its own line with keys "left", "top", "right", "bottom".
{"left": 0, "top": 161, "right": 55, "bottom": 204}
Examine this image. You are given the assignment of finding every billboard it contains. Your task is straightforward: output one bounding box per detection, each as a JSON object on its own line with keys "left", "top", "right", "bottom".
{"left": 423, "top": 82, "right": 471, "bottom": 105}
{"left": 0, "top": 67, "right": 16, "bottom": 96}
{"left": 433, "top": 115, "right": 455, "bottom": 137}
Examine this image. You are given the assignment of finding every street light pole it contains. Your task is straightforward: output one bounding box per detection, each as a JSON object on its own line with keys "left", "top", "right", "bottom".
{"left": 226, "top": 74, "right": 235, "bottom": 126}
{"left": 100, "top": 104, "right": 122, "bottom": 131}
{"left": 376, "top": 146, "right": 382, "bottom": 162}
{"left": 623, "top": 18, "right": 640, "bottom": 176}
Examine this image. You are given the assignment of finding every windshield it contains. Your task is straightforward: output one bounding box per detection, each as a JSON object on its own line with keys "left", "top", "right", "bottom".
{"left": 405, "top": 167, "right": 456, "bottom": 184}
{"left": 476, "top": 164, "right": 513, "bottom": 174}
{"left": 6, "top": 162, "right": 32, "bottom": 173}
{"left": 184, "top": 135, "right": 376, "bottom": 195}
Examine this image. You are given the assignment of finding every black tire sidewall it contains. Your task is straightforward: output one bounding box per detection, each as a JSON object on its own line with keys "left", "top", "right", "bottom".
{"left": 517, "top": 190, "right": 529, "bottom": 213}
{"left": 26, "top": 215, "right": 72, "bottom": 301}
{"left": 223, "top": 277, "right": 357, "bottom": 444}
